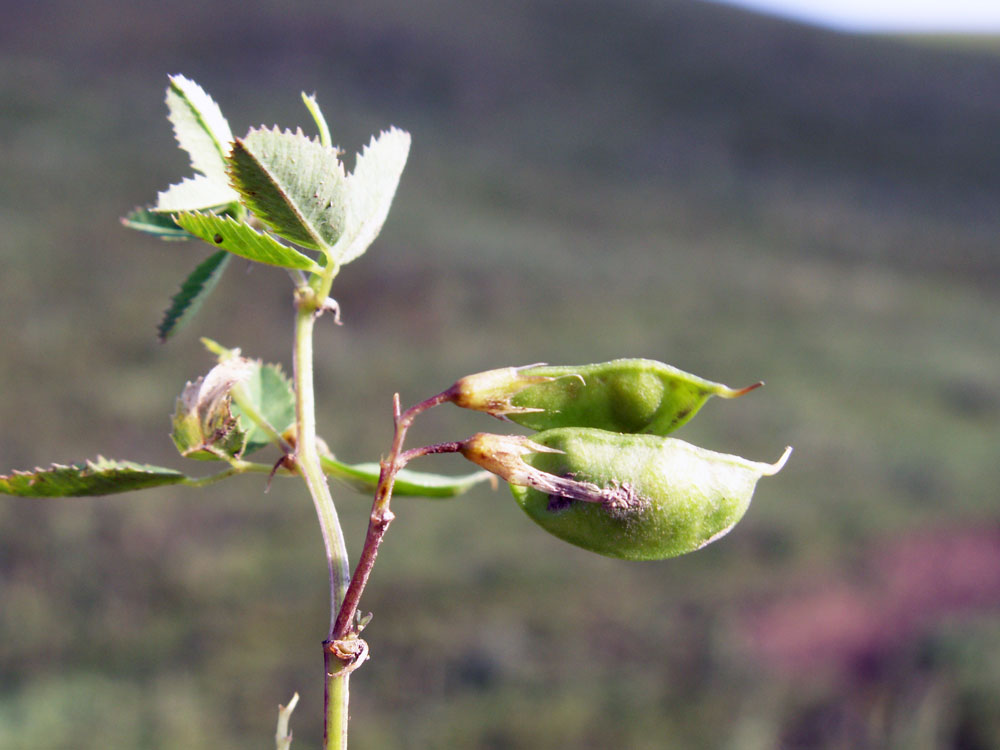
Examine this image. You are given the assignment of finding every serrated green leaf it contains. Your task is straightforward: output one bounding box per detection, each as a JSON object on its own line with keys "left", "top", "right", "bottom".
{"left": 227, "top": 128, "right": 347, "bottom": 252}
{"left": 166, "top": 74, "right": 234, "bottom": 185}
{"left": 332, "top": 127, "right": 410, "bottom": 265}
{"left": 171, "top": 359, "right": 254, "bottom": 460}
{"left": 174, "top": 212, "right": 321, "bottom": 271}
{"left": 155, "top": 174, "right": 238, "bottom": 213}
{"left": 0, "top": 457, "right": 187, "bottom": 497}
{"left": 321, "top": 456, "right": 492, "bottom": 498}
{"left": 158, "top": 251, "right": 231, "bottom": 342}
{"left": 121, "top": 208, "right": 195, "bottom": 240}
{"left": 232, "top": 361, "right": 296, "bottom": 455}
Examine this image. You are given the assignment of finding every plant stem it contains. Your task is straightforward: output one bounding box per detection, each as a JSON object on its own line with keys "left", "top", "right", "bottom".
{"left": 294, "top": 305, "right": 351, "bottom": 629}
{"left": 323, "top": 650, "right": 349, "bottom": 750}
{"left": 332, "top": 391, "right": 456, "bottom": 641}
{"left": 292, "top": 288, "right": 352, "bottom": 750}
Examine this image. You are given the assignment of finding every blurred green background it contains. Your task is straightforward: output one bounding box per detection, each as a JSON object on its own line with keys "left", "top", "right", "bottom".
{"left": 2, "top": 0, "right": 999, "bottom": 747}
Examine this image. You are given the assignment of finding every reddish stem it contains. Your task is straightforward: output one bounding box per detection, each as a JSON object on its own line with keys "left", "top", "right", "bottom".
{"left": 331, "top": 390, "right": 459, "bottom": 640}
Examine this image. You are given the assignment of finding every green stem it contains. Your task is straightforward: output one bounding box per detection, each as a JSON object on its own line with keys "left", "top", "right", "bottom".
{"left": 294, "top": 300, "right": 350, "bottom": 628}
{"left": 181, "top": 462, "right": 267, "bottom": 488}
{"left": 324, "top": 648, "right": 350, "bottom": 750}
{"left": 293, "top": 284, "right": 352, "bottom": 750}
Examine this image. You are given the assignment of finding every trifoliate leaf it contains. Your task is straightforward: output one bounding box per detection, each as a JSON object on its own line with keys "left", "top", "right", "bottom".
{"left": 166, "top": 74, "right": 234, "bottom": 185}
{"left": 155, "top": 174, "right": 238, "bottom": 213}
{"left": 0, "top": 457, "right": 187, "bottom": 497}
{"left": 227, "top": 127, "right": 347, "bottom": 252}
{"left": 171, "top": 359, "right": 255, "bottom": 460}
{"left": 174, "top": 211, "right": 321, "bottom": 272}
{"left": 157, "top": 250, "right": 231, "bottom": 342}
{"left": 121, "top": 208, "right": 195, "bottom": 240}
{"left": 232, "top": 360, "right": 296, "bottom": 455}
{"left": 331, "top": 127, "right": 410, "bottom": 265}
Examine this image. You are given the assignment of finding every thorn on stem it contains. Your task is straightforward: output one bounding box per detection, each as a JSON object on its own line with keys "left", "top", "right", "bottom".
{"left": 266, "top": 453, "right": 296, "bottom": 492}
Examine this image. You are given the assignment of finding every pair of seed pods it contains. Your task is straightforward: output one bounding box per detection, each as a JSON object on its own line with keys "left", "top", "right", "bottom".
{"left": 449, "top": 360, "right": 791, "bottom": 561}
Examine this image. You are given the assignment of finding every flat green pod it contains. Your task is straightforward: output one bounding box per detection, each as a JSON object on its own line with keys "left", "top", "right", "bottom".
{"left": 450, "top": 360, "right": 760, "bottom": 436}
{"left": 507, "top": 427, "right": 790, "bottom": 561}
{"left": 510, "top": 360, "right": 760, "bottom": 435}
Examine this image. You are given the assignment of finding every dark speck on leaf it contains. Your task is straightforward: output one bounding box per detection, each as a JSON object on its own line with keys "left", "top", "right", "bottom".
{"left": 213, "top": 234, "right": 224, "bottom": 244}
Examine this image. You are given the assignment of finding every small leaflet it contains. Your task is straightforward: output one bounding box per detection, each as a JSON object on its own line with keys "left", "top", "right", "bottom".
{"left": 0, "top": 458, "right": 187, "bottom": 497}
{"left": 157, "top": 251, "right": 231, "bottom": 342}
{"left": 174, "top": 212, "right": 321, "bottom": 272}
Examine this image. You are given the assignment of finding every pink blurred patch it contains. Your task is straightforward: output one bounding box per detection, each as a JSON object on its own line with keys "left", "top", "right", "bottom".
{"left": 741, "top": 525, "right": 1000, "bottom": 678}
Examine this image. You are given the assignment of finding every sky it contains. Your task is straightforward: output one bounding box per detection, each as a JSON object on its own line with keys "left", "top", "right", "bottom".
{"left": 708, "top": 0, "right": 1000, "bottom": 33}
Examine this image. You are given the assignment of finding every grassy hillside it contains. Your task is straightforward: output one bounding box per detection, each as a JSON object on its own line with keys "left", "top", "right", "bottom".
{"left": 1, "top": 0, "right": 998, "bottom": 747}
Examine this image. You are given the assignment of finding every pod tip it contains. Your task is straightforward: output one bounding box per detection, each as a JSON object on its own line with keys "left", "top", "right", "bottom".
{"left": 764, "top": 445, "right": 793, "bottom": 475}
{"left": 727, "top": 380, "right": 764, "bottom": 398}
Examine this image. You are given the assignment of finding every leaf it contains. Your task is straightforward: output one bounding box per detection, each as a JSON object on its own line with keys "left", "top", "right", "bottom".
{"left": 232, "top": 361, "right": 296, "bottom": 455}
{"left": 227, "top": 127, "right": 347, "bottom": 252}
{"left": 155, "top": 174, "right": 238, "bottom": 213}
{"left": 171, "top": 359, "right": 255, "bottom": 460}
{"left": 0, "top": 457, "right": 187, "bottom": 497}
{"left": 166, "top": 74, "right": 234, "bottom": 185}
{"left": 158, "top": 250, "right": 231, "bottom": 342}
{"left": 174, "top": 211, "right": 321, "bottom": 271}
{"left": 389, "top": 466, "right": 493, "bottom": 498}
{"left": 120, "top": 207, "right": 194, "bottom": 240}
{"left": 321, "top": 456, "right": 493, "bottom": 498}
{"left": 332, "top": 127, "right": 411, "bottom": 265}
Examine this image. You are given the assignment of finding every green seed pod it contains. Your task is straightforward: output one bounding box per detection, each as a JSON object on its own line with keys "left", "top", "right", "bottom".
{"left": 467, "top": 427, "right": 790, "bottom": 561}
{"left": 449, "top": 359, "right": 761, "bottom": 436}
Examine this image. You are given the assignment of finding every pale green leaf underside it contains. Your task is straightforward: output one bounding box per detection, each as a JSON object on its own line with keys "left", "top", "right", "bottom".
{"left": 158, "top": 250, "right": 231, "bottom": 342}
{"left": 333, "top": 127, "right": 411, "bottom": 265}
{"left": 0, "top": 458, "right": 187, "bottom": 497}
{"left": 175, "top": 212, "right": 321, "bottom": 271}
{"left": 234, "top": 361, "right": 296, "bottom": 455}
{"left": 155, "top": 174, "right": 238, "bottom": 213}
{"left": 121, "top": 208, "right": 194, "bottom": 240}
{"left": 166, "top": 74, "right": 234, "bottom": 185}
{"left": 322, "top": 456, "right": 492, "bottom": 498}
{"left": 228, "top": 128, "right": 347, "bottom": 252}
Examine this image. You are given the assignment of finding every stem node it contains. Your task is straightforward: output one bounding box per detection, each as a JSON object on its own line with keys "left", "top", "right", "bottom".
{"left": 325, "top": 637, "right": 370, "bottom": 675}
